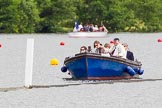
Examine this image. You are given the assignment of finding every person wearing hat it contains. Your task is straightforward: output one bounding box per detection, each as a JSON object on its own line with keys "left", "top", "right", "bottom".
{"left": 122, "top": 43, "right": 134, "bottom": 61}
{"left": 109, "top": 38, "right": 126, "bottom": 59}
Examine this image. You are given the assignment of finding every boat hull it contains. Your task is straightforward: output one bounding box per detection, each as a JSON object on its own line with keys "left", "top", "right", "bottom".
{"left": 63, "top": 53, "right": 143, "bottom": 80}
{"left": 68, "top": 32, "right": 107, "bottom": 38}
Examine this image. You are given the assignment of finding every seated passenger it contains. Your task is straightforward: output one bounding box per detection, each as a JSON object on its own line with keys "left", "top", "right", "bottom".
{"left": 101, "top": 43, "right": 111, "bottom": 56}
{"left": 122, "top": 43, "right": 134, "bottom": 61}
{"left": 93, "top": 41, "right": 104, "bottom": 54}
{"left": 87, "top": 46, "right": 92, "bottom": 52}
{"left": 78, "top": 22, "right": 83, "bottom": 31}
{"left": 99, "top": 24, "right": 108, "bottom": 32}
{"left": 89, "top": 24, "right": 94, "bottom": 32}
{"left": 93, "top": 40, "right": 100, "bottom": 52}
{"left": 83, "top": 24, "right": 89, "bottom": 32}
{"left": 104, "top": 43, "right": 111, "bottom": 53}
{"left": 80, "top": 28, "right": 84, "bottom": 32}
{"left": 93, "top": 25, "right": 99, "bottom": 32}
{"left": 80, "top": 46, "right": 87, "bottom": 53}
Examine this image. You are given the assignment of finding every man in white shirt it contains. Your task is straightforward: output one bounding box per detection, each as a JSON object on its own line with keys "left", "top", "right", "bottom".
{"left": 109, "top": 38, "right": 126, "bottom": 59}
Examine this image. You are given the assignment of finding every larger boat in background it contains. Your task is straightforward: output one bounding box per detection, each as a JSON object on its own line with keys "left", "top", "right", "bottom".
{"left": 68, "top": 21, "right": 108, "bottom": 38}
{"left": 61, "top": 53, "right": 144, "bottom": 80}
{"left": 68, "top": 32, "right": 108, "bottom": 38}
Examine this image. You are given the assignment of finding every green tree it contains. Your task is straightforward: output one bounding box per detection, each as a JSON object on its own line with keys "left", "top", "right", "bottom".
{"left": 36, "top": 0, "right": 76, "bottom": 33}
{"left": 0, "top": 0, "right": 40, "bottom": 33}
{"left": 133, "top": 0, "right": 162, "bottom": 32}
{"left": 74, "top": 0, "right": 108, "bottom": 26}
{"left": 0, "top": 0, "right": 20, "bottom": 33}
{"left": 18, "top": 0, "right": 40, "bottom": 33}
{"left": 120, "top": 0, "right": 162, "bottom": 32}
{"left": 105, "top": 0, "right": 135, "bottom": 32}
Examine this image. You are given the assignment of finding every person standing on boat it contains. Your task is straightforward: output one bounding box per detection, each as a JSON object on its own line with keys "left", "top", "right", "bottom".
{"left": 109, "top": 38, "right": 126, "bottom": 59}
{"left": 122, "top": 43, "right": 134, "bottom": 61}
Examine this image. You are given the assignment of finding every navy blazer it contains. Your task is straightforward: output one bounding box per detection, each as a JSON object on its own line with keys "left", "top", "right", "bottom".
{"left": 126, "top": 51, "right": 134, "bottom": 61}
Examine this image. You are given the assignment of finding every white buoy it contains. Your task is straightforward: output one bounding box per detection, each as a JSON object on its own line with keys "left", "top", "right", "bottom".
{"left": 25, "top": 39, "right": 34, "bottom": 88}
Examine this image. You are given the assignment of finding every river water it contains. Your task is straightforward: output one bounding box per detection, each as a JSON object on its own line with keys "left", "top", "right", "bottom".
{"left": 0, "top": 33, "right": 162, "bottom": 108}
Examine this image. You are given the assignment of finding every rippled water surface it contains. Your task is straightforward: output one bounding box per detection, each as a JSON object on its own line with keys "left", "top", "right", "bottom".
{"left": 0, "top": 33, "right": 162, "bottom": 108}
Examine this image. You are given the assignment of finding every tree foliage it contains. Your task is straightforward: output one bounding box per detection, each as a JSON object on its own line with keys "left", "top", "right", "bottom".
{"left": 0, "top": 0, "right": 39, "bottom": 33}
{"left": 0, "top": 0, "right": 162, "bottom": 33}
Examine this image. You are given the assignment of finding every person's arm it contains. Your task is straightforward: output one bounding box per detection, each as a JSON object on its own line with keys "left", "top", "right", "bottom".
{"left": 103, "top": 26, "right": 108, "bottom": 32}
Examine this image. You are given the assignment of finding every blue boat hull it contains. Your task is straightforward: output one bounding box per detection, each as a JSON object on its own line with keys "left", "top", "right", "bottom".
{"left": 63, "top": 53, "right": 143, "bottom": 80}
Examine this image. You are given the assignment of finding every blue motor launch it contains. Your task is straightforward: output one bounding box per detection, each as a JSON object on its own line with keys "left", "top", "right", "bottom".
{"left": 61, "top": 53, "right": 144, "bottom": 80}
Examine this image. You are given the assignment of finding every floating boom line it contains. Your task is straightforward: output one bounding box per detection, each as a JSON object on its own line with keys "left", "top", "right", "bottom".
{"left": 1, "top": 78, "right": 162, "bottom": 92}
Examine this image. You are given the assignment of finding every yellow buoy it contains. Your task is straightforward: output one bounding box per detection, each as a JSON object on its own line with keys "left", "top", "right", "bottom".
{"left": 50, "top": 58, "right": 59, "bottom": 65}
